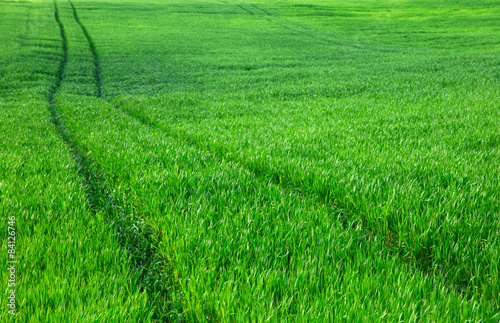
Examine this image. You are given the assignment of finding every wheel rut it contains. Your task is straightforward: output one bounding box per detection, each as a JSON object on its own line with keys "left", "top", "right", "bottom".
{"left": 223, "top": 1, "right": 366, "bottom": 50}
{"left": 62, "top": 0, "right": 477, "bottom": 310}
{"left": 112, "top": 99, "right": 477, "bottom": 299}
{"left": 68, "top": 0, "right": 102, "bottom": 97}
{"left": 50, "top": 2, "right": 174, "bottom": 320}
{"left": 108, "top": 43, "right": 467, "bottom": 307}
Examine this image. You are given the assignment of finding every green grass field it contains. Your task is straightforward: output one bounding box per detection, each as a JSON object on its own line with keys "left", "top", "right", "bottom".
{"left": 1, "top": 0, "right": 499, "bottom": 321}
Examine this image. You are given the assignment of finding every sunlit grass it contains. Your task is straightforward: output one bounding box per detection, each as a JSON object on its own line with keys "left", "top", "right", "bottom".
{"left": 2, "top": 0, "right": 500, "bottom": 321}
{"left": 0, "top": 1, "right": 151, "bottom": 321}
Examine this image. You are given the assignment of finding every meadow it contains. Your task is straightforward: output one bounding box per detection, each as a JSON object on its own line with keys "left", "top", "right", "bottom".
{"left": 1, "top": 0, "right": 499, "bottom": 321}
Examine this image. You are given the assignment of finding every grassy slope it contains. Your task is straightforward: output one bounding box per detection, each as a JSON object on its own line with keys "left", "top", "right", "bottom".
{"left": 52, "top": 0, "right": 500, "bottom": 321}
{"left": 0, "top": 1, "right": 151, "bottom": 321}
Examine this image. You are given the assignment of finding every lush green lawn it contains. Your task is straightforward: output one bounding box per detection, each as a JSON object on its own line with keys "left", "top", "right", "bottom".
{"left": 2, "top": 0, "right": 499, "bottom": 321}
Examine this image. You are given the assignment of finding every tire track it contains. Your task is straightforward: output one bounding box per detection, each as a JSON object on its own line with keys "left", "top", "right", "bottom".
{"left": 49, "top": 1, "right": 68, "bottom": 106}
{"left": 67, "top": 0, "right": 474, "bottom": 308}
{"left": 116, "top": 102, "right": 361, "bottom": 232}
{"left": 223, "top": 1, "right": 366, "bottom": 50}
{"left": 249, "top": 3, "right": 271, "bottom": 16}
{"left": 227, "top": 1, "right": 313, "bottom": 39}
{"left": 112, "top": 94, "right": 485, "bottom": 302}
{"left": 233, "top": 2, "right": 254, "bottom": 16}
{"left": 18, "top": 4, "right": 32, "bottom": 47}
{"left": 68, "top": 0, "right": 102, "bottom": 97}
{"left": 51, "top": 2, "right": 175, "bottom": 320}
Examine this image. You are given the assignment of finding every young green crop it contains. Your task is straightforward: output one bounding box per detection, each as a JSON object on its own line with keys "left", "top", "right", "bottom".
{"left": 3, "top": 0, "right": 500, "bottom": 321}
{"left": 52, "top": 0, "right": 500, "bottom": 320}
{"left": 0, "top": 1, "right": 152, "bottom": 321}
{"left": 91, "top": 0, "right": 500, "bottom": 307}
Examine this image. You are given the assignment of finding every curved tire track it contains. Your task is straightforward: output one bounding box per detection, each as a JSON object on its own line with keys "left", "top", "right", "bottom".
{"left": 109, "top": 52, "right": 471, "bottom": 306}
{"left": 51, "top": 2, "right": 174, "bottom": 321}
{"left": 68, "top": 0, "right": 102, "bottom": 97}
{"left": 221, "top": 0, "right": 365, "bottom": 50}
{"left": 64, "top": 0, "right": 478, "bottom": 311}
